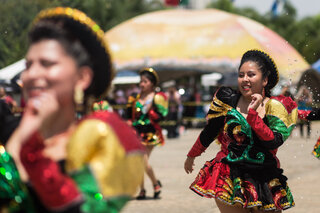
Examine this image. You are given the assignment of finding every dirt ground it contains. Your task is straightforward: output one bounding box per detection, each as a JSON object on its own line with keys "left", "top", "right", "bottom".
{"left": 122, "top": 121, "right": 320, "bottom": 213}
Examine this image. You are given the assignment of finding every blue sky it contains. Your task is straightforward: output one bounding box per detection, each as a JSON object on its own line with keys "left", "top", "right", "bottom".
{"left": 233, "top": 0, "right": 320, "bottom": 19}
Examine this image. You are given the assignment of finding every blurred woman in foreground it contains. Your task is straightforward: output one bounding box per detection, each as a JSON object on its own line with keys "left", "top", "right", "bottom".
{"left": 4, "top": 7, "right": 144, "bottom": 213}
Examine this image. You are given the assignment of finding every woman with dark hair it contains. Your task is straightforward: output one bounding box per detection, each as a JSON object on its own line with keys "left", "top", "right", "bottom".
{"left": 126, "top": 68, "right": 168, "bottom": 199}
{"left": 184, "top": 49, "right": 297, "bottom": 212}
{"left": 4, "top": 7, "right": 144, "bottom": 213}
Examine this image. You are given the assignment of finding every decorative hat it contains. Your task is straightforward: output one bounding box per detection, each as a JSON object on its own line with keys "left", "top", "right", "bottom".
{"left": 139, "top": 67, "right": 159, "bottom": 86}
{"left": 32, "top": 7, "right": 114, "bottom": 98}
{"left": 242, "top": 49, "right": 279, "bottom": 89}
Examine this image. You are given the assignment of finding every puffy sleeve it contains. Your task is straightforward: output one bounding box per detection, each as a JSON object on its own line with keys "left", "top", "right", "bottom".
{"left": 148, "top": 92, "right": 168, "bottom": 122}
{"left": 20, "top": 113, "right": 144, "bottom": 213}
{"left": 187, "top": 87, "right": 234, "bottom": 157}
{"left": 306, "top": 108, "right": 320, "bottom": 121}
{"left": 66, "top": 117, "right": 144, "bottom": 212}
{"left": 247, "top": 95, "right": 298, "bottom": 150}
{"left": 298, "top": 108, "right": 320, "bottom": 121}
{"left": 20, "top": 132, "right": 82, "bottom": 211}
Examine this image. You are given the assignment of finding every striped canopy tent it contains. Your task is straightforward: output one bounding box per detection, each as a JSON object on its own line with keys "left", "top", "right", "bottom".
{"left": 105, "top": 9, "right": 309, "bottom": 84}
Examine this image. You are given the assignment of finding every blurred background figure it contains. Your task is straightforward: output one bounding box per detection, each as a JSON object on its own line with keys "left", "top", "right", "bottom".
{"left": 295, "top": 86, "right": 313, "bottom": 138}
{"left": 0, "top": 98, "right": 20, "bottom": 145}
{"left": 114, "top": 89, "right": 127, "bottom": 118}
{"left": 0, "top": 86, "right": 17, "bottom": 112}
{"left": 126, "top": 68, "right": 168, "bottom": 200}
{"left": 165, "top": 86, "right": 182, "bottom": 138}
{"left": 280, "top": 83, "right": 294, "bottom": 99}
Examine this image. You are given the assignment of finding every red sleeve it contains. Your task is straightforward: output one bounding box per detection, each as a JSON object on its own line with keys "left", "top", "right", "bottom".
{"left": 246, "top": 108, "right": 275, "bottom": 141}
{"left": 298, "top": 110, "right": 311, "bottom": 120}
{"left": 148, "top": 109, "right": 160, "bottom": 121}
{"left": 20, "top": 132, "right": 81, "bottom": 209}
{"left": 187, "top": 136, "right": 207, "bottom": 157}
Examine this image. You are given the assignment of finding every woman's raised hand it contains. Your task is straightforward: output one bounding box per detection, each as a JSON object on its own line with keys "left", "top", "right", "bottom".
{"left": 248, "top": 93, "right": 263, "bottom": 111}
{"left": 18, "top": 92, "right": 59, "bottom": 140}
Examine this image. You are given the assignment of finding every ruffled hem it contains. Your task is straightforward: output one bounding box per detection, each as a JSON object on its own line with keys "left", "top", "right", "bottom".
{"left": 139, "top": 132, "right": 164, "bottom": 146}
{"left": 141, "top": 140, "right": 162, "bottom": 146}
{"left": 189, "top": 160, "right": 294, "bottom": 211}
{"left": 191, "top": 184, "right": 294, "bottom": 211}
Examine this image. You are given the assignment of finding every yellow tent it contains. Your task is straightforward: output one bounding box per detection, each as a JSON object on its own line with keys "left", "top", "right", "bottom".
{"left": 105, "top": 9, "right": 309, "bottom": 83}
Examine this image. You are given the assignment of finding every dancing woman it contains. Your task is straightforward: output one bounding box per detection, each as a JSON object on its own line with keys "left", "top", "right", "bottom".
{"left": 184, "top": 50, "right": 297, "bottom": 212}
{"left": 127, "top": 68, "right": 168, "bottom": 199}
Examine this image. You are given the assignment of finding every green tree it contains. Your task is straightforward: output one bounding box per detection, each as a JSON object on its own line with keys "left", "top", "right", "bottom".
{"left": 207, "top": 0, "right": 234, "bottom": 13}
{"left": 57, "top": 0, "right": 164, "bottom": 31}
{"left": 207, "top": 0, "right": 320, "bottom": 64}
{"left": 0, "top": 0, "right": 57, "bottom": 68}
{"left": 0, "top": 0, "right": 164, "bottom": 69}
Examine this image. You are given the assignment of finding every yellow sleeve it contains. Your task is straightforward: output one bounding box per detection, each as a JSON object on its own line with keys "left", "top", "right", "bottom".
{"left": 66, "top": 119, "right": 144, "bottom": 197}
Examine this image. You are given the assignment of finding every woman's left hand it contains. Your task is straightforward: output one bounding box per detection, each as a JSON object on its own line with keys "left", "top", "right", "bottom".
{"left": 248, "top": 93, "right": 263, "bottom": 111}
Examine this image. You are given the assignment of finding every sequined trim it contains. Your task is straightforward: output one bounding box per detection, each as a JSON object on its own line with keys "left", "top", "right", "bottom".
{"left": 207, "top": 96, "right": 233, "bottom": 120}
{"left": 191, "top": 183, "right": 294, "bottom": 211}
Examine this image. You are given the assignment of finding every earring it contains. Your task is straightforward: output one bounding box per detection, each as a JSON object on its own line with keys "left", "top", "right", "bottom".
{"left": 74, "top": 86, "right": 84, "bottom": 105}
{"left": 262, "top": 87, "right": 265, "bottom": 98}
{"left": 74, "top": 86, "right": 84, "bottom": 117}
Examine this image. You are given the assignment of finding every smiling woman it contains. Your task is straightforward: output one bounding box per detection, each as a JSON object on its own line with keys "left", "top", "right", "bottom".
{"left": 3, "top": 7, "right": 144, "bottom": 213}
{"left": 184, "top": 49, "right": 298, "bottom": 213}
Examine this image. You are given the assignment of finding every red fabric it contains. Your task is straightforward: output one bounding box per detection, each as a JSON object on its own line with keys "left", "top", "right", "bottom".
{"left": 20, "top": 132, "right": 81, "bottom": 209}
{"left": 165, "top": 0, "right": 180, "bottom": 6}
{"left": 271, "top": 95, "right": 297, "bottom": 114}
{"left": 187, "top": 136, "right": 207, "bottom": 157}
{"left": 215, "top": 133, "right": 229, "bottom": 161}
{"left": 247, "top": 108, "right": 275, "bottom": 141}
{"left": 148, "top": 109, "right": 159, "bottom": 121}
{"left": 190, "top": 160, "right": 231, "bottom": 198}
{"left": 4, "top": 96, "right": 14, "bottom": 105}
{"left": 86, "top": 111, "right": 145, "bottom": 152}
{"left": 150, "top": 119, "right": 165, "bottom": 145}
{"left": 298, "top": 110, "right": 311, "bottom": 120}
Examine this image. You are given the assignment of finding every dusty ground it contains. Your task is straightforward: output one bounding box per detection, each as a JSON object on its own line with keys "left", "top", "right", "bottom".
{"left": 122, "top": 122, "right": 320, "bottom": 213}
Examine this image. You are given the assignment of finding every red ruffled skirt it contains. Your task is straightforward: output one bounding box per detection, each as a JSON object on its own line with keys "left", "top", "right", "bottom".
{"left": 190, "top": 159, "right": 294, "bottom": 211}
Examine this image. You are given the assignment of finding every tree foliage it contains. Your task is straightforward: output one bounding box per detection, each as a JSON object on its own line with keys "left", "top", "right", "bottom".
{"left": 0, "top": 0, "right": 55, "bottom": 68}
{"left": 1, "top": 0, "right": 320, "bottom": 69}
{"left": 207, "top": 0, "right": 320, "bottom": 64}
{"left": 0, "top": 0, "right": 164, "bottom": 69}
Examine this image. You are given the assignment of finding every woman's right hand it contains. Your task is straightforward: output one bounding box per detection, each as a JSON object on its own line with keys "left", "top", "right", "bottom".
{"left": 184, "top": 156, "right": 195, "bottom": 174}
{"left": 23, "top": 93, "right": 59, "bottom": 136}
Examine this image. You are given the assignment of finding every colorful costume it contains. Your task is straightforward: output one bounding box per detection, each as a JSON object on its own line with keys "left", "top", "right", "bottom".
{"left": 0, "top": 145, "right": 35, "bottom": 213}
{"left": 19, "top": 111, "right": 144, "bottom": 212}
{"left": 127, "top": 92, "right": 168, "bottom": 146}
{"left": 92, "top": 100, "right": 112, "bottom": 112}
{"left": 187, "top": 87, "right": 297, "bottom": 211}
{"left": 298, "top": 108, "right": 320, "bottom": 158}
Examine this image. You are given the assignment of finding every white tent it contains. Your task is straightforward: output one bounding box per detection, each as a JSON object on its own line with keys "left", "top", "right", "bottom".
{"left": 0, "top": 59, "right": 139, "bottom": 85}
{"left": 201, "top": 72, "right": 222, "bottom": 86}
{"left": 0, "top": 59, "right": 26, "bottom": 84}
{"left": 112, "top": 75, "right": 140, "bottom": 84}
